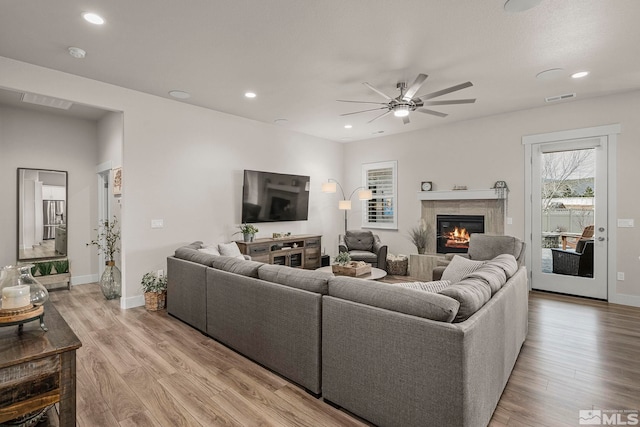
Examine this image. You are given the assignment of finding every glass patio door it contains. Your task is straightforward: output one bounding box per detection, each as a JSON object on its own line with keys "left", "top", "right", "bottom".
{"left": 530, "top": 137, "right": 608, "bottom": 299}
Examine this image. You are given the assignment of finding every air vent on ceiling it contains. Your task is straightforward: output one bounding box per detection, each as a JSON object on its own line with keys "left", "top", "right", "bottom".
{"left": 545, "top": 93, "right": 576, "bottom": 103}
{"left": 21, "top": 93, "right": 73, "bottom": 110}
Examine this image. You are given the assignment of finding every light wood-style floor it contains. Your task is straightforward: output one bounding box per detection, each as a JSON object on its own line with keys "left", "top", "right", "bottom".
{"left": 46, "top": 283, "right": 640, "bottom": 426}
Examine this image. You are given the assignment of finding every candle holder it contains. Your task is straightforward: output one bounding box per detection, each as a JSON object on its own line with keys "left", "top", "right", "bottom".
{"left": 0, "top": 264, "right": 49, "bottom": 333}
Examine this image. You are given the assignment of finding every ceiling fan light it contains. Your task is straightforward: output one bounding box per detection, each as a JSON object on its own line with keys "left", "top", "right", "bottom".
{"left": 393, "top": 105, "right": 410, "bottom": 117}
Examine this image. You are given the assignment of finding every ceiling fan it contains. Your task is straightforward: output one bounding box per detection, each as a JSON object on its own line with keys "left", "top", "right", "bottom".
{"left": 337, "top": 73, "right": 476, "bottom": 124}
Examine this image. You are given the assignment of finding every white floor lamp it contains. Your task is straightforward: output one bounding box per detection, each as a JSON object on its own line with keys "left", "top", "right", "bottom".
{"left": 321, "top": 179, "right": 373, "bottom": 234}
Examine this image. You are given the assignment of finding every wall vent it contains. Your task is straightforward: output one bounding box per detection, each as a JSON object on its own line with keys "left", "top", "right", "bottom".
{"left": 21, "top": 93, "right": 73, "bottom": 110}
{"left": 545, "top": 93, "right": 576, "bottom": 103}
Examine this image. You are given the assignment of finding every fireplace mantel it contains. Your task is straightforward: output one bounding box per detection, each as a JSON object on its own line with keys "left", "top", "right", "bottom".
{"left": 417, "top": 189, "right": 504, "bottom": 201}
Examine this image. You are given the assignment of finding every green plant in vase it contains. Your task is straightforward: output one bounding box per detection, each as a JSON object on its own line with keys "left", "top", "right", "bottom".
{"left": 408, "top": 220, "right": 430, "bottom": 254}
{"left": 141, "top": 272, "right": 168, "bottom": 311}
{"left": 334, "top": 251, "right": 352, "bottom": 266}
{"left": 36, "top": 261, "right": 53, "bottom": 276}
{"left": 52, "top": 259, "right": 69, "bottom": 274}
{"left": 235, "top": 223, "right": 259, "bottom": 242}
{"left": 88, "top": 216, "right": 121, "bottom": 300}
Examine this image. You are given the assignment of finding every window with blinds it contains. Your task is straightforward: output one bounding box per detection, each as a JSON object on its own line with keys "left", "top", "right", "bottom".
{"left": 362, "top": 160, "right": 397, "bottom": 229}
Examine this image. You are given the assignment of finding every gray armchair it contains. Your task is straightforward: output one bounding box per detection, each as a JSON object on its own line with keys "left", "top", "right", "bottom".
{"left": 339, "top": 230, "right": 388, "bottom": 271}
{"left": 433, "top": 234, "right": 526, "bottom": 280}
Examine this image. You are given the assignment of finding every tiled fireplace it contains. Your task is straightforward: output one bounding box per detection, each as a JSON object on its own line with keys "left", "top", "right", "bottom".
{"left": 418, "top": 189, "right": 506, "bottom": 254}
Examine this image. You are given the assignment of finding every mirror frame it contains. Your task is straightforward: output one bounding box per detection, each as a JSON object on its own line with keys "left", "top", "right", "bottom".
{"left": 17, "top": 167, "right": 69, "bottom": 262}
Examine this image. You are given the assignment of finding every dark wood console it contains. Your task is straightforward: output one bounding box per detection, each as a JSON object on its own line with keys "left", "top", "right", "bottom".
{"left": 236, "top": 234, "right": 322, "bottom": 269}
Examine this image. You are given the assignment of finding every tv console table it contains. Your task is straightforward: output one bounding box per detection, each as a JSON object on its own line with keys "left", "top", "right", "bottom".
{"left": 236, "top": 234, "right": 322, "bottom": 269}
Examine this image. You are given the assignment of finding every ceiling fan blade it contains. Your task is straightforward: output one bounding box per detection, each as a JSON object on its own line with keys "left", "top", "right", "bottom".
{"left": 402, "top": 73, "right": 428, "bottom": 101}
{"left": 417, "top": 108, "right": 448, "bottom": 118}
{"left": 367, "top": 110, "right": 393, "bottom": 123}
{"left": 419, "top": 82, "right": 474, "bottom": 101}
{"left": 402, "top": 116, "right": 411, "bottom": 125}
{"left": 337, "top": 99, "right": 389, "bottom": 105}
{"left": 423, "top": 98, "right": 476, "bottom": 106}
{"left": 363, "top": 82, "right": 393, "bottom": 100}
{"left": 339, "top": 107, "right": 388, "bottom": 117}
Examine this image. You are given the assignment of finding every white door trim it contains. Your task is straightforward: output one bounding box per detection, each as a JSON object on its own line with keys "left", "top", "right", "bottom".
{"left": 523, "top": 124, "right": 620, "bottom": 303}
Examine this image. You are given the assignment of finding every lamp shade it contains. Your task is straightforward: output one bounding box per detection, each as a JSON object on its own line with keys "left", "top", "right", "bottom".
{"left": 322, "top": 182, "right": 337, "bottom": 193}
{"left": 358, "top": 189, "right": 373, "bottom": 200}
{"left": 338, "top": 200, "right": 352, "bottom": 210}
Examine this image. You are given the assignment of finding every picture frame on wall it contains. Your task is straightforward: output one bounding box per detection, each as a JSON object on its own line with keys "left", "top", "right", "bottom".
{"left": 113, "top": 167, "right": 122, "bottom": 196}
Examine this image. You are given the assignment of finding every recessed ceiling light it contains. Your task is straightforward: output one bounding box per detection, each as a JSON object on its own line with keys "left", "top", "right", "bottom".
{"left": 245, "top": 92, "right": 256, "bottom": 98}
{"left": 344, "top": 124, "right": 353, "bottom": 129}
{"left": 274, "top": 118, "right": 288, "bottom": 124}
{"left": 83, "top": 12, "right": 105, "bottom": 25}
{"left": 571, "top": 71, "right": 589, "bottom": 79}
{"left": 372, "top": 130, "right": 385, "bottom": 134}
{"left": 504, "top": 0, "right": 542, "bottom": 13}
{"left": 169, "top": 90, "right": 191, "bottom": 99}
{"left": 68, "top": 47, "right": 86, "bottom": 59}
{"left": 536, "top": 68, "right": 565, "bottom": 80}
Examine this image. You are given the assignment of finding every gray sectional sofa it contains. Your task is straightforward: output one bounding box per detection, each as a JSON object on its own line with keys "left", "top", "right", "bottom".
{"left": 167, "top": 241, "right": 529, "bottom": 427}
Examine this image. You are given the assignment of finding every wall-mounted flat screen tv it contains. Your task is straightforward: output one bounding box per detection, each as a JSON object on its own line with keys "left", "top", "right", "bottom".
{"left": 241, "top": 170, "right": 310, "bottom": 223}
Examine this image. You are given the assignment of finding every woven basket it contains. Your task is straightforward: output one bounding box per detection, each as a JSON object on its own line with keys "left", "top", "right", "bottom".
{"left": 387, "top": 258, "right": 408, "bottom": 275}
{"left": 144, "top": 291, "right": 166, "bottom": 311}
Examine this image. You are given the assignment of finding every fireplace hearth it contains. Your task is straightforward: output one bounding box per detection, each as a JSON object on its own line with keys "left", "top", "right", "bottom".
{"left": 437, "top": 215, "right": 485, "bottom": 254}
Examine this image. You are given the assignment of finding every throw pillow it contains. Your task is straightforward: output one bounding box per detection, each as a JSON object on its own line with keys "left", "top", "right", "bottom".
{"left": 439, "top": 277, "right": 492, "bottom": 322}
{"left": 218, "top": 242, "right": 244, "bottom": 259}
{"left": 441, "top": 255, "right": 485, "bottom": 284}
{"left": 397, "top": 280, "right": 451, "bottom": 293}
{"left": 198, "top": 244, "right": 220, "bottom": 256}
{"left": 489, "top": 254, "right": 518, "bottom": 278}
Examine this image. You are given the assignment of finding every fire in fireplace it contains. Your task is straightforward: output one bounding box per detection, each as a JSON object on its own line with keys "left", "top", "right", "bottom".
{"left": 436, "top": 215, "right": 485, "bottom": 253}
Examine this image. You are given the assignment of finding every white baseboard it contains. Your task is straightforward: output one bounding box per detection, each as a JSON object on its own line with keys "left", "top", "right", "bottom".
{"left": 610, "top": 292, "right": 640, "bottom": 308}
{"left": 71, "top": 274, "right": 99, "bottom": 286}
{"left": 121, "top": 294, "right": 145, "bottom": 309}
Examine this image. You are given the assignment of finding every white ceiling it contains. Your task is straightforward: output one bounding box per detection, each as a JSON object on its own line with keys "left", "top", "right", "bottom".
{"left": 1, "top": 0, "right": 639, "bottom": 141}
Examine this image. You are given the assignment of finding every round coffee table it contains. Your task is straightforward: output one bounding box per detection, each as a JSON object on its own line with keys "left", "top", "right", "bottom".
{"left": 316, "top": 266, "right": 387, "bottom": 281}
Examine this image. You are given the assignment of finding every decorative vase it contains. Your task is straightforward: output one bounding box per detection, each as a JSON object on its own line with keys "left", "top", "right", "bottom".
{"left": 243, "top": 233, "right": 255, "bottom": 242}
{"left": 100, "top": 261, "right": 121, "bottom": 300}
{"left": 0, "top": 264, "right": 49, "bottom": 310}
{"left": 417, "top": 247, "right": 426, "bottom": 254}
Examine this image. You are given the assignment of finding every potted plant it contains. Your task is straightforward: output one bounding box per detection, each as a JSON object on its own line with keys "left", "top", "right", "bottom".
{"left": 408, "top": 221, "right": 430, "bottom": 254}
{"left": 141, "top": 272, "right": 167, "bottom": 311}
{"left": 235, "top": 223, "right": 259, "bottom": 242}
{"left": 333, "top": 251, "right": 352, "bottom": 266}
{"left": 88, "top": 216, "right": 121, "bottom": 299}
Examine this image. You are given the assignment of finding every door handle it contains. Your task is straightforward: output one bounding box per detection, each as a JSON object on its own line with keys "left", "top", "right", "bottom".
{"left": 598, "top": 237, "right": 605, "bottom": 241}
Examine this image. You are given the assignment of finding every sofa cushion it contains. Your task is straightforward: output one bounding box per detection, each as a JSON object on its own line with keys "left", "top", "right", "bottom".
{"left": 489, "top": 254, "right": 519, "bottom": 278}
{"left": 347, "top": 250, "right": 377, "bottom": 262}
{"left": 258, "top": 264, "right": 332, "bottom": 294}
{"left": 465, "top": 263, "right": 507, "bottom": 295}
{"left": 345, "top": 231, "right": 374, "bottom": 251}
{"left": 218, "top": 242, "right": 244, "bottom": 259}
{"left": 210, "top": 256, "right": 261, "bottom": 278}
{"left": 441, "top": 255, "right": 485, "bottom": 284}
{"left": 397, "top": 280, "right": 451, "bottom": 293}
{"left": 439, "top": 277, "right": 492, "bottom": 322}
{"left": 328, "top": 276, "right": 459, "bottom": 323}
{"left": 174, "top": 247, "right": 217, "bottom": 266}
{"left": 198, "top": 244, "right": 221, "bottom": 256}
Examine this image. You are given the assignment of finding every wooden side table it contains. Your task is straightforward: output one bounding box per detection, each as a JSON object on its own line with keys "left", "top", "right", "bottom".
{"left": 0, "top": 302, "right": 81, "bottom": 426}
{"left": 409, "top": 254, "right": 441, "bottom": 281}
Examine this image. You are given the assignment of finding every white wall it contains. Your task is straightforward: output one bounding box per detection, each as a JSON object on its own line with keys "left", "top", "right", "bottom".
{"left": 0, "top": 56, "right": 344, "bottom": 308}
{"left": 0, "top": 104, "right": 98, "bottom": 281}
{"left": 343, "top": 90, "right": 640, "bottom": 300}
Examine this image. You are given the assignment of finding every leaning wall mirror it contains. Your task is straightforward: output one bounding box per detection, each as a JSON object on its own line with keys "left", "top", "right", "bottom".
{"left": 17, "top": 168, "right": 68, "bottom": 261}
